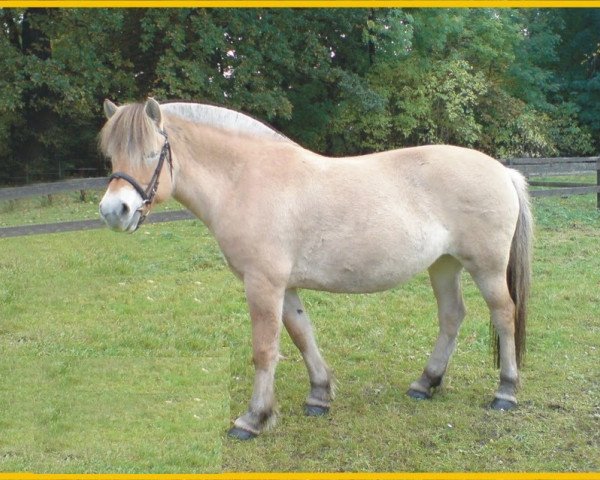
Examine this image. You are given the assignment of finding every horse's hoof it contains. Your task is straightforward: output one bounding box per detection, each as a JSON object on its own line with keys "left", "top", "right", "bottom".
{"left": 490, "top": 398, "right": 517, "bottom": 411}
{"left": 407, "top": 388, "right": 431, "bottom": 400}
{"left": 227, "top": 427, "right": 257, "bottom": 440}
{"left": 305, "top": 404, "right": 329, "bottom": 416}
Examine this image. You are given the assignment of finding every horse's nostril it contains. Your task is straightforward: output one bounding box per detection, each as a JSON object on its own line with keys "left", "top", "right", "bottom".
{"left": 121, "top": 203, "right": 130, "bottom": 216}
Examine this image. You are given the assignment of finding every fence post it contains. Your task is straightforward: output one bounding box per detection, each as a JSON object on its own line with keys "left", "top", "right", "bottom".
{"left": 597, "top": 158, "right": 600, "bottom": 210}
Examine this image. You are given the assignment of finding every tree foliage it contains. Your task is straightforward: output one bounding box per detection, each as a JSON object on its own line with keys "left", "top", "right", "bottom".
{"left": 0, "top": 8, "right": 597, "bottom": 184}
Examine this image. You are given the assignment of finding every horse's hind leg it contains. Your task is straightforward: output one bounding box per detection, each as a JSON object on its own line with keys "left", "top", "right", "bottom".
{"left": 283, "top": 289, "right": 333, "bottom": 416}
{"left": 471, "top": 271, "right": 519, "bottom": 410}
{"left": 408, "top": 255, "right": 466, "bottom": 400}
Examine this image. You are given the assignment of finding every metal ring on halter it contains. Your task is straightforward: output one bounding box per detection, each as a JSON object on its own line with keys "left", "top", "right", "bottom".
{"left": 107, "top": 128, "right": 173, "bottom": 228}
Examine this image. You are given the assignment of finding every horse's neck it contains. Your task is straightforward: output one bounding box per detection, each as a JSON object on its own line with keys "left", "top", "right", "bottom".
{"left": 168, "top": 117, "right": 288, "bottom": 229}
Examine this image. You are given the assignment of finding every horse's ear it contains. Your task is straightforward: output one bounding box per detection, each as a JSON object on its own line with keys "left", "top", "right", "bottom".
{"left": 103, "top": 99, "right": 118, "bottom": 119}
{"left": 145, "top": 97, "right": 162, "bottom": 126}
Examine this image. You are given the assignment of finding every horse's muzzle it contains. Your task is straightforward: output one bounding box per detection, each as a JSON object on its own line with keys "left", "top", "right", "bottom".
{"left": 99, "top": 187, "right": 144, "bottom": 233}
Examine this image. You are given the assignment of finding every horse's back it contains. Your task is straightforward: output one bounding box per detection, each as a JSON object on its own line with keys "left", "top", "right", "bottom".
{"left": 314, "top": 144, "right": 519, "bottom": 239}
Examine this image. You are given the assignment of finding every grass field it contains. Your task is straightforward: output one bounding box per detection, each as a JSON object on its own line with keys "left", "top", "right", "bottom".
{"left": 0, "top": 184, "right": 598, "bottom": 473}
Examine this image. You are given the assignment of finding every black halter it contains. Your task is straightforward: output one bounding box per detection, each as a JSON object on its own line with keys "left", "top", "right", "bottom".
{"left": 108, "top": 128, "right": 173, "bottom": 228}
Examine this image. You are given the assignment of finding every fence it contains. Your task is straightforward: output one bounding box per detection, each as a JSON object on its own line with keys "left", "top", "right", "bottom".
{"left": 0, "top": 177, "right": 194, "bottom": 238}
{"left": 0, "top": 177, "right": 107, "bottom": 202}
{"left": 503, "top": 156, "right": 600, "bottom": 208}
{"left": 0, "top": 156, "right": 599, "bottom": 237}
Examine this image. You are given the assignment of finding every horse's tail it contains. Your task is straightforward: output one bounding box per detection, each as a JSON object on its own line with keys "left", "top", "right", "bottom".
{"left": 494, "top": 169, "right": 533, "bottom": 368}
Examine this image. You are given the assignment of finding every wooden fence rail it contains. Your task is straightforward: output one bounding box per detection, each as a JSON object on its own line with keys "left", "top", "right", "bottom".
{"left": 0, "top": 177, "right": 108, "bottom": 202}
{"left": 503, "top": 156, "right": 600, "bottom": 208}
{"left": 0, "top": 155, "right": 598, "bottom": 237}
{"left": 2, "top": 157, "right": 597, "bottom": 203}
{"left": 0, "top": 176, "right": 195, "bottom": 238}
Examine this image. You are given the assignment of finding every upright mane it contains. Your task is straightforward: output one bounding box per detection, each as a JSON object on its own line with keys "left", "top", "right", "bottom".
{"left": 162, "top": 102, "right": 296, "bottom": 145}
{"left": 100, "top": 101, "right": 297, "bottom": 166}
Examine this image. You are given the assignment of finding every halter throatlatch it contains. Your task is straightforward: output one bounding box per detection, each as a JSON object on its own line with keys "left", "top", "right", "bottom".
{"left": 108, "top": 128, "right": 173, "bottom": 229}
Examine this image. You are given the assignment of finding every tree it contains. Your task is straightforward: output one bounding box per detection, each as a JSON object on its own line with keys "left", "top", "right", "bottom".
{"left": 0, "top": 7, "right": 597, "bottom": 185}
{"left": 0, "top": 8, "right": 135, "bottom": 183}
{"left": 553, "top": 8, "right": 600, "bottom": 152}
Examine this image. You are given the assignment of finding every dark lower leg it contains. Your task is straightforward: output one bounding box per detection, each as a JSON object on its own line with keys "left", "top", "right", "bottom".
{"left": 229, "top": 278, "right": 284, "bottom": 439}
{"left": 282, "top": 289, "right": 332, "bottom": 414}
{"left": 409, "top": 257, "right": 464, "bottom": 400}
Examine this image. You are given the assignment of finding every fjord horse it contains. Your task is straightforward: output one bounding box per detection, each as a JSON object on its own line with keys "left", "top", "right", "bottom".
{"left": 99, "top": 98, "right": 532, "bottom": 439}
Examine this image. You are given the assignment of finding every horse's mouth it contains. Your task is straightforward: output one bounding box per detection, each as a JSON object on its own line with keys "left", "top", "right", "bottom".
{"left": 125, "top": 214, "right": 142, "bottom": 233}
{"left": 100, "top": 209, "right": 142, "bottom": 234}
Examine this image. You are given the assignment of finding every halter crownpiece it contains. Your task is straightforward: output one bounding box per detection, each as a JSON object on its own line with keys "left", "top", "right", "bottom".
{"left": 108, "top": 128, "right": 173, "bottom": 228}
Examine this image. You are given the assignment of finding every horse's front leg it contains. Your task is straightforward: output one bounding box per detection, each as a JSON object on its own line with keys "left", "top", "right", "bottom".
{"left": 282, "top": 289, "right": 333, "bottom": 416}
{"left": 229, "top": 274, "right": 285, "bottom": 440}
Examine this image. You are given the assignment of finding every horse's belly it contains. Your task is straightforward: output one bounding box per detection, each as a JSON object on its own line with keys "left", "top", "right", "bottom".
{"left": 289, "top": 225, "right": 447, "bottom": 293}
{"left": 291, "top": 263, "right": 417, "bottom": 293}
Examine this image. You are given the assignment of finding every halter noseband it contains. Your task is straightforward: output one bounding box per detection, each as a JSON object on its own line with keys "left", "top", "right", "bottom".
{"left": 108, "top": 128, "right": 173, "bottom": 228}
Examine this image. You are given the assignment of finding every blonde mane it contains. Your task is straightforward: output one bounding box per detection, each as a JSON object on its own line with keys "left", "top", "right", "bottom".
{"left": 162, "top": 102, "right": 295, "bottom": 144}
{"left": 100, "top": 101, "right": 296, "bottom": 166}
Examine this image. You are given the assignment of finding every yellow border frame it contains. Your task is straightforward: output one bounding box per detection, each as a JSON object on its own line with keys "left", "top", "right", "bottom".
{"left": 2, "top": 0, "right": 600, "bottom": 6}
{"left": 1, "top": 473, "right": 600, "bottom": 479}
{"left": 0, "top": 2, "right": 599, "bottom": 479}
{"left": 1, "top": 474, "right": 600, "bottom": 479}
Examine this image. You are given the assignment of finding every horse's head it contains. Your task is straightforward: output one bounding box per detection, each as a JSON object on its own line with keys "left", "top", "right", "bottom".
{"left": 99, "top": 98, "right": 174, "bottom": 233}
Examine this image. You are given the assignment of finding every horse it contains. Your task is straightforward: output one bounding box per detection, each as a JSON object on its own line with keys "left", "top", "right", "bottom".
{"left": 99, "top": 98, "right": 533, "bottom": 440}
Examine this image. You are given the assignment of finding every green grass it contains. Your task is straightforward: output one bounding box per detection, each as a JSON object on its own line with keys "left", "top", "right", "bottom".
{"left": 1, "top": 357, "right": 228, "bottom": 473}
{"left": 0, "top": 190, "right": 598, "bottom": 473}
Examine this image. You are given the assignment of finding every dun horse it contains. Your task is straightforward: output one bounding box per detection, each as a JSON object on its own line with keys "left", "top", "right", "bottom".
{"left": 99, "top": 98, "right": 532, "bottom": 440}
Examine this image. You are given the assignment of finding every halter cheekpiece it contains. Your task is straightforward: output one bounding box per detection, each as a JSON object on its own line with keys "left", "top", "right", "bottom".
{"left": 108, "top": 128, "right": 173, "bottom": 228}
